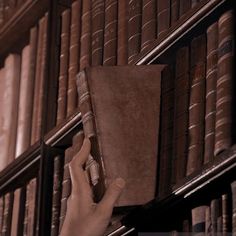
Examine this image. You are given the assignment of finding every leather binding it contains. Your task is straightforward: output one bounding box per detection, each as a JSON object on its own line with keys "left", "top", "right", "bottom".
{"left": 210, "top": 198, "right": 222, "bottom": 235}
{"left": 91, "top": 0, "right": 105, "bottom": 66}
{"left": 0, "top": 0, "right": 4, "bottom": 25}
{"left": 157, "top": 0, "right": 170, "bottom": 38}
{"left": 205, "top": 207, "right": 211, "bottom": 234}
{"left": 57, "top": 9, "right": 71, "bottom": 125}
{"left": 187, "top": 34, "right": 206, "bottom": 176}
{"left": 170, "top": 0, "right": 179, "bottom": 26}
{"left": 204, "top": 22, "right": 218, "bottom": 164}
{"left": 128, "top": 0, "right": 142, "bottom": 64}
{"left": 141, "top": 0, "right": 156, "bottom": 52}
{"left": 191, "top": 0, "right": 200, "bottom": 8}
{"left": 0, "top": 196, "right": 4, "bottom": 233}
{"left": 231, "top": 181, "right": 236, "bottom": 234}
{"left": 67, "top": 0, "right": 82, "bottom": 116}
{"left": 179, "top": 0, "right": 191, "bottom": 18}
{"left": 77, "top": 65, "right": 164, "bottom": 206}
{"left": 222, "top": 193, "right": 230, "bottom": 235}
{"left": 117, "top": 0, "right": 128, "bottom": 65}
{"left": 191, "top": 206, "right": 208, "bottom": 235}
{"left": 214, "top": 10, "right": 234, "bottom": 156}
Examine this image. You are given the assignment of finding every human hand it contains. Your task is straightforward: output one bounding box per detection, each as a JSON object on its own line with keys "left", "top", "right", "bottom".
{"left": 60, "top": 138, "right": 126, "bottom": 236}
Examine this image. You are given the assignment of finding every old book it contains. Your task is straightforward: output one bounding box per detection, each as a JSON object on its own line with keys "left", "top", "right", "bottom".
{"left": 205, "top": 206, "right": 211, "bottom": 234}
{"left": 103, "top": 0, "right": 118, "bottom": 65}
{"left": 67, "top": 0, "right": 82, "bottom": 116}
{"left": 222, "top": 193, "right": 231, "bottom": 235}
{"left": 141, "top": 0, "right": 156, "bottom": 52}
{"left": 231, "top": 181, "right": 236, "bottom": 235}
{"left": 179, "top": 0, "right": 191, "bottom": 18}
{"left": 204, "top": 22, "right": 218, "bottom": 164}
{"left": 187, "top": 34, "right": 206, "bottom": 176}
{"left": 191, "top": 206, "right": 208, "bottom": 235}
{"left": 0, "top": 0, "right": 4, "bottom": 25}
{"left": 117, "top": 0, "right": 128, "bottom": 65}
{"left": 128, "top": 0, "right": 142, "bottom": 63}
{"left": 214, "top": 10, "right": 234, "bottom": 156}
{"left": 80, "top": 0, "right": 91, "bottom": 70}
{"left": 157, "top": 0, "right": 170, "bottom": 38}
{"left": 56, "top": 9, "right": 71, "bottom": 125}
{"left": 0, "top": 196, "right": 4, "bottom": 233}
{"left": 77, "top": 65, "right": 164, "bottom": 206}
{"left": 171, "top": 0, "right": 179, "bottom": 25}
{"left": 211, "top": 198, "right": 222, "bottom": 235}
{"left": 91, "top": 0, "right": 105, "bottom": 66}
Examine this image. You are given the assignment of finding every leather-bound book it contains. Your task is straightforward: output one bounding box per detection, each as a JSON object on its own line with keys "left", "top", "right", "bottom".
{"left": 211, "top": 198, "right": 222, "bottom": 235}
{"left": 0, "top": 196, "right": 4, "bottom": 233}
{"left": 171, "top": 0, "right": 179, "bottom": 26}
{"left": 158, "top": 65, "right": 175, "bottom": 198}
{"left": 91, "top": 0, "right": 105, "bottom": 66}
{"left": 141, "top": 0, "right": 156, "bottom": 52}
{"left": 67, "top": 0, "right": 82, "bottom": 116}
{"left": 157, "top": 0, "right": 170, "bottom": 38}
{"left": 222, "top": 193, "right": 231, "bottom": 235}
{"left": 204, "top": 22, "right": 218, "bottom": 164}
{"left": 117, "top": 0, "right": 128, "bottom": 65}
{"left": 0, "top": 0, "right": 4, "bottom": 25}
{"left": 231, "top": 181, "right": 236, "bottom": 235}
{"left": 191, "top": 206, "right": 208, "bottom": 235}
{"left": 128, "top": 0, "right": 142, "bottom": 63}
{"left": 187, "top": 34, "right": 206, "bottom": 176}
{"left": 56, "top": 9, "right": 71, "bottom": 125}
{"left": 172, "top": 46, "right": 190, "bottom": 184}
{"left": 77, "top": 65, "right": 164, "bottom": 206}
{"left": 80, "top": 0, "right": 91, "bottom": 70}
{"left": 179, "top": 0, "right": 191, "bottom": 18}
{"left": 214, "top": 10, "right": 234, "bottom": 156}
{"left": 51, "top": 155, "right": 64, "bottom": 236}
{"left": 103, "top": 0, "right": 118, "bottom": 65}
{"left": 205, "top": 206, "right": 211, "bottom": 234}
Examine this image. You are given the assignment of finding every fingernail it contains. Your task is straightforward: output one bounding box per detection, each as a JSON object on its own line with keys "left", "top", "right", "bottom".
{"left": 115, "top": 178, "right": 126, "bottom": 188}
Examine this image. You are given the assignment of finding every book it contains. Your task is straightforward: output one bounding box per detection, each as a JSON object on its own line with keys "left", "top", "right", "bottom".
{"left": 170, "top": 0, "right": 179, "bottom": 25}
{"left": 179, "top": 0, "right": 191, "bottom": 17}
{"left": 222, "top": 193, "right": 231, "bottom": 235}
{"left": 231, "top": 181, "right": 236, "bottom": 235}
{"left": 204, "top": 22, "right": 218, "bottom": 164}
{"left": 157, "top": 0, "right": 170, "bottom": 38}
{"left": 0, "top": 0, "right": 4, "bottom": 25}
{"left": 56, "top": 9, "right": 71, "bottom": 125}
{"left": 214, "top": 10, "right": 234, "bottom": 156}
{"left": 0, "top": 196, "right": 4, "bottom": 233}
{"left": 141, "top": 0, "right": 156, "bottom": 52}
{"left": 191, "top": 205, "right": 208, "bottom": 235}
{"left": 77, "top": 65, "right": 165, "bottom": 206}
{"left": 211, "top": 198, "right": 222, "bottom": 235}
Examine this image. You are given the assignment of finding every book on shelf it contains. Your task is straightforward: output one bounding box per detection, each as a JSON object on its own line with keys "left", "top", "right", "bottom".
{"left": 0, "top": 196, "right": 4, "bottom": 233}
{"left": 157, "top": 0, "right": 170, "bottom": 38}
{"left": 77, "top": 65, "right": 165, "bottom": 206}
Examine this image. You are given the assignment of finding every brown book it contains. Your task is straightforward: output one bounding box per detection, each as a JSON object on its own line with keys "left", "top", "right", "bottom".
{"left": 222, "top": 193, "right": 231, "bottom": 235}
{"left": 179, "top": 0, "right": 191, "bottom": 17}
{"left": 56, "top": 9, "right": 71, "bottom": 125}
{"left": 191, "top": 0, "right": 200, "bottom": 8}
{"left": 128, "top": 0, "right": 142, "bottom": 63}
{"left": 51, "top": 155, "right": 64, "bottom": 236}
{"left": 77, "top": 65, "right": 164, "bottom": 206}
{"left": 141, "top": 0, "right": 156, "bottom": 52}
{"left": 231, "top": 181, "right": 236, "bottom": 235}
{"left": 205, "top": 206, "right": 211, "bottom": 235}
{"left": 187, "top": 34, "right": 206, "bottom": 176}
{"left": 170, "top": 0, "right": 179, "bottom": 26}
{"left": 211, "top": 198, "right": 222, "bottom": 236}
{"left": 103, "top": 0, "right": 118, "bottom": 65}
{"left": 157, "top": 0, "right": 170, "bottom": 38}
{"left": 0, "top": 196, "right": 4, "bottom": 233}
{"left": 0, "top": 0, "right": 4, "bottom": 25}
{"left": 91, "top": 0, "right": 105, "bottom": 66}
{"left": 80, "top": 0, "right": 91, "bottom": 70}
{"left": 191, "top": 206, "right": 208, "bottom": 235}
{"left": 214, "top": 10, "right": 234, "bottom": 156}
{"left": 67, "top": 0, "right": 82, "bottom": 116}
{"left": 204, "top": 22, "right": 218, "bottom": 164}
{"left": 117, "top": 0, "right": 128, "bottom": 65}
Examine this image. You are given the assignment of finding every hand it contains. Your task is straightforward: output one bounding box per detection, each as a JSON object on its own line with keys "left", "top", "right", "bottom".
{"left": 60, "top": 138, "right": 126, "bottom": 236}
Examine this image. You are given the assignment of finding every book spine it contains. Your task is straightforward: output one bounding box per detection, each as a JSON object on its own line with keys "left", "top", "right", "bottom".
{"left": 128, "top": 0, "right": 142, "bottom": 63}
{"left": 117, "top": 0, "right": 128, "bottom": 65}
{"left": 192, "top": 206, "right": 208, "bottom": 235}
{"left": 56, "top": 9, "right": 71, "bottom": 125}
{"left": 222, "top": 193, "right": 231, "bottom": 235}
{"left": 141, "top": 0, "right": 156, "bottom": 52}
{"left": 91, "top": 0, "right": 105, "bottom": 66}
{"left": 205, "top": 206, "right": 211, "bottom": 234}
{"left": 67, "top": 0, "right": 82, "bottom": 116}
{"left": 0, "top": 0, "right": 4, "bottom": 25}
{"left": 214, "top": 10, "right": 234, "bottom": 156}
{"left": 80, "top": 0, "right": 91, "bottom": 70}
{"left": 157, "top": 0, "right": 170, "bottom": 38}
{"left": 204, "top": 22, "right": 218, "bottom": 164}
{"left": 179, "top": 0, "right": 191, "bottom": 18}
{"left": 187, "top": 34, "right": 206, "bottom": 176}
{"left": 170, "top": 0, "right": 179, "bottom": 25}
{"left": 211, "top": 198, "right": 222, "bottom": 235}
{"left": 231, "top": 181, "right": 236, "bottom": 235}
{"left": 103, "top": 0, "right": 118, "bottom": 65}
{"left": 0, "top": 196, "right": 4, "bottom": 233}
{"left": 191, "top": 0, "right": 200, "bottom": 8}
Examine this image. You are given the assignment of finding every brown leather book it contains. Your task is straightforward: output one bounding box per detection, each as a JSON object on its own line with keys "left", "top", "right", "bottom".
{"left": 117, "top": 0, "right": 128, "bottom": 65}
{"left": 214, "top": 10, "right": 234, "bottom": 156}
{"left": 179, "top": 0, "right": 191, "bottom": 18}
{"left": 191, "top": 206, "right": 208, "bottom": 235}
{"left": 171, "top": 0, "right": 179, "bottom": 26}
{"left": 128, "top": 0, "right": 142, "bottom": 63}
{"left": 222, "top": 193, "right": 230, "bottom": 235}
{"left": 0, "top": 0, "right": 4, "bottom": 25}
{"left": 231, "top": 181, "right": 236, "bottom": 235}
{"left": 91, "top": 0, "right": 105, "bottom": 66}
{"left": 204, "top": 22, "right": 218, "bottom": 164}
{"left": 191, "top": 0, "right": 200, "bottom": 8}
{"left": 187, "top": 34, "right": 206, "bottom": 176}
{"left": 67, "top": 0, "right": 82, "bottom": 116}
{"left": 56, "top": 9, "right": 71, "bottom": 125}
{"left": 157, "top": 0, "right": 170, "bottom": 38}
{"left": 173, "top": 46, "right": 190, "bottom": 184}
{"left": 77, "top": 65, "right": 164, "bottom": 206}
{"left": 0, "top": 196, "right": 4, "bottom": 233}
{"left": 211, "top": 198, "right": 222, "bottom": 235}
{"left": 103, "top": 0, "right": 118, "bottom": 65}
{"left": 80, "top": 0, "right": 91, "bottom": 70}
{"left": 141, "top": 0, "right": 156, "bottom": 52}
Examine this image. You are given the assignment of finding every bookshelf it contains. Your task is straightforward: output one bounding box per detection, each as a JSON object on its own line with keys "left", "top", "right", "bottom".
{"left": 0, "top": 0, "right": 235, "bottom": 235}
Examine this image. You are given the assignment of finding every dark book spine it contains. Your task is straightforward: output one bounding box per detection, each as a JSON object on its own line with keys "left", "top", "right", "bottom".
{"left": 205, "top": 206, "right": 211, "bottom": 234}
{"left": 204, "top": 22, "right": 218, "bottom": 164}
{"left": 128, "top": 0, "right": 142, "bottom": 63}
{"left": 222, "top": 193, "right": 231, "bottom": 235}
{"left": 211, "top": 198, "right": 222, "bottom": 235}
{"left": 56, "top": 9, "right": 71, "bottom": 125}
{"left": 0, "top": 196, "right": 4, "bottom": 233}
{"left": 191, "top": 0, "right": 200, "bottom": 8}
{"left": 91, "top": 0, "right": 105, "bottom": 66}
{"left": 141, "top": 0, "right": 156, "bottom": 52}
{"left": 117, "top": 0, "right": 128, "bottom": 65}
{"left": 187, "top": 34, "right": 206, "bottom": 176}
{"left": 103, "top": 0, "right": 118, "bottom": 65}
{"left": 157, "top": 0, "right": 170, "bottom": 38}
{"left": 170, "top": 0, "right": 179, "bottom": 26}
{"left": 191, "top": 206, "right": 208, "bottom": 235}
{"left": 214, "top": 10, "right": 234, "bottom": 156}
{"left": 67, "top": 0, "right": 82, "bottom": 116}
{"left": 231, "top": 181, "right": 236, "bottom": 235}
{"left": 179, "top": 0, "right": 191, "bottom": 18}
{"left": 0, "top": 0, "right": 4, "bottom": 25}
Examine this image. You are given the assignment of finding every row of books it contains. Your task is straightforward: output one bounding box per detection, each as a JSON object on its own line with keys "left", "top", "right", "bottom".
{"left": 158, "top": 9, "right": 235, "bottom": 197}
